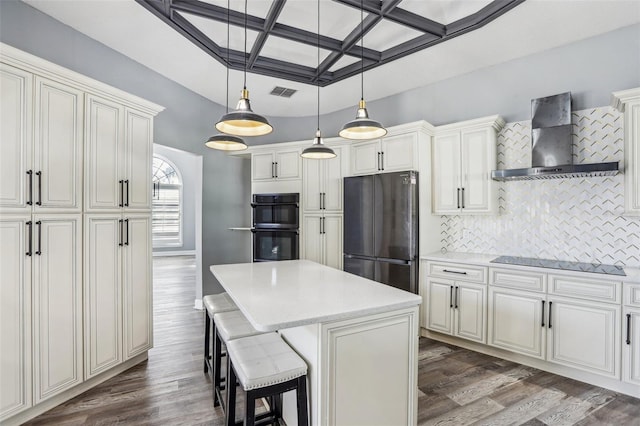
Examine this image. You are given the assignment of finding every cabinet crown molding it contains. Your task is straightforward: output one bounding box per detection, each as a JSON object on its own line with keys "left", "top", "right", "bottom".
{"left": 434, "top": 114, "right": 505, "bottom": 134}
{"left": 1, "top": 42, "right": 164, "bottom": 116}
{"left": 611, "top": 87, "right": 640, "bottom": 112}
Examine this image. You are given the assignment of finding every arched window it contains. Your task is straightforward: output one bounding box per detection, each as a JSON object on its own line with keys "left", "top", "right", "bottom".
{"left": 152, "top": 155, "right": 183, "bottom": 248}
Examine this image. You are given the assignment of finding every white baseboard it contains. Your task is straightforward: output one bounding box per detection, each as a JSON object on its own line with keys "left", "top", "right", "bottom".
{"left": 153, "top": 250, "right": 196, "bottom": 257}
{"left": 194, "top": 298, "right": 203, "bottom": 310}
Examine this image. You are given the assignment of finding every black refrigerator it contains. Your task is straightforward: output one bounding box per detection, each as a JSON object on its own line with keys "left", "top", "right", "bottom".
{"left": 343, "top": 171, "right": 419, "bottom": 293}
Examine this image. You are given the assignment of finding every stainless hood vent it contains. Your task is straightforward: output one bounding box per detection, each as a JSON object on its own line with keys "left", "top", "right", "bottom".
{"left": 492, "top": 92, "right": 619, "bottom": 181}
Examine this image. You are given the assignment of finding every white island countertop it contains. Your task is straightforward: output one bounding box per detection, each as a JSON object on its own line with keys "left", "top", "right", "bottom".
{"left": 210, "top": 259, "right": 421, "bottom": 332}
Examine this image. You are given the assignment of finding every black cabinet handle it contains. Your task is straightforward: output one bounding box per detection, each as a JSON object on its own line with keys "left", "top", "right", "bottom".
{"left": 322, "top": 193, "right": 326, "bottom": 210}
{"left": 457, "top": 188, "right": 461, "bottom": 209}
{"left": 275, "top": 162, "right": 278, "bottom": 178}
{"left": 449, "top": 286, "right": 454, "bottom": 308}
{"left": 541, "top": 300, "right": 546, "bottom": 327}
{"left": 125, "top": 218, "right": 129, "bottom": 245}
{"left": 454, "top": 286, "right": 459, "bottom": 309}
{"left": 443, "top": 269, "right": 467, "bottom": 275}
{"left": 322, "top": 217, "right": 325, "bottom": 234}
{"left": 119, "top": 219, "right": 123, "bottom": 247}
{"left": 272, "top": 162, "right": 275, "bottom": 178}
{"left": 461, "top": 187, "right": 465, "bottom": 209}
{"left": 26, "top": 170, "right": 33, "bottom": 206}
{"left": 377, "top": 152, "right": 381, "bottom": 171}
{"left": 548, "top": 301, "right": 553, "bottom": 329}
{"left": 627, "top": 313, "right": 632, "bottom": 345}
{"left": 381, "top": 151, "right": 384, "bottom": 171}
{"left": 26, "top": 221, "right": 32, "bottom": 256}
{"left": 35, "top": 221, "right": 42, "bottom": 255}
{"left": 35, "top": 171, "right": 42, "bottom": 206}
{"left": 125, "top": 180, "right": 130, "bottom": 207}
{"left": 119, "top": 180, "right": 124, "bottom": 207}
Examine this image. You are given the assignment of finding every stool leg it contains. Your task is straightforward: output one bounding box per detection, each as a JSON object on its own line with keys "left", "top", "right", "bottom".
{"left": 297, "top": 376, "right": 308, "bottom": 426}
{"left": 204, "top": 310, "right": 211, "bottom": 373}
{"left": 213, "top": 328, "right": 223, "bottom": 406}
{"left": 225, "top": 357, "right": 237, "bottom": 426}
{"left": 245, "top": 390, "right": 256, "bottom": 426}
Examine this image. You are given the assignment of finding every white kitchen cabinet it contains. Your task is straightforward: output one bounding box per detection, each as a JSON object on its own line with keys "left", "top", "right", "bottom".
{"left": 612, "top": 87, "right": 640, "bottom": 215}
{"left": 303, "top": 146, "right": 346, "bottom": 212}
{"left": 546, "top": 296, "right": 620, "bottom": 378}
{"left": 623, "top": 307, "right": 640, "bottom": 385}
{"left": 432, "top": 115, "right": 504, "bottom": 215}
{"left": 85, "top": 95, "right": 153, "bottom": 212}
{"left": 350, "top": 132, "right": 418, "bottom": 175}
{"left": 0, "top": 66, "right": 83, "bottom": 214}
{"left": 252, "top": 149, "right": 301, "bottom": 181}
{"left": 85, "top": 213, "right": 153, "bottom": 377}
{"left": 32, "top": 215, "right": 83, "bottom": 403}
{"left": 302, "top": 214, "right": 342, "bottom": 270}
{"left": 0, "top": 216, "right": 32, "bottom": 421}
{"left": 425, "top": 277, "right": 486, "bottom": 343}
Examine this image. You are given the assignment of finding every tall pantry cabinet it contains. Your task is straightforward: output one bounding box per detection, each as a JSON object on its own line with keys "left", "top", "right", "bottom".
{"left": 0, "top": 43, "right": 163, "bottom": 424}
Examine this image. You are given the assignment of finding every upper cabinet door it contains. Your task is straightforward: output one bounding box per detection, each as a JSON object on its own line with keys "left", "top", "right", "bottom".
{"left": 461, "top": 128, "right": 495, "bottom": 213}
{"left": 275, "top": 149, "right": 301, "bottom": 180}
{"left": 323, "top": 147, "right": 345, "bottom": 212}
{"left": 626, "top": 100, "right": 640, "bottom": 215}
{"left": 124, "top": 109, "right": 152, "bottom": 211}
{"left": 303, "top": 157, "right": 322, "bottom": 212}
{"left": 0, "top": 64, "right": 32, "bottom": 214}
{"left": 432, "top": 133, "right": 461, "bottom": 214}
{"left": 33, "top": 77, "right": 83, "bottom": 213}
{"left": 381, "top": 133, "right": 417, "bottom": 172}
{"left": 252, "top": 152, "right": 275, "bottom": 181}
{"left": 351, "top": 140, "right": 380, "bottom": 175}
{"left": 85, "top": 94, "right": 125, "bottom": 212}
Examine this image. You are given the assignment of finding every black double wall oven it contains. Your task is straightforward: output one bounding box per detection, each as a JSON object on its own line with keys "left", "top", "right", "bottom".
{"left": 251, "top": 193, "right": 299, "bottom": 262}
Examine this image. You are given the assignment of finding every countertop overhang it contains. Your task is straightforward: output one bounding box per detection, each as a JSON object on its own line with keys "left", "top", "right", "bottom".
{"left": 210, "top": 259, "right": 421, "bottom": 332}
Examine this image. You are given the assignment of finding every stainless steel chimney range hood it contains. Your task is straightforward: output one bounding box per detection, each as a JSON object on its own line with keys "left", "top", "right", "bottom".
{"left": 491, "top": 92, "right": 619, "bottom": 181}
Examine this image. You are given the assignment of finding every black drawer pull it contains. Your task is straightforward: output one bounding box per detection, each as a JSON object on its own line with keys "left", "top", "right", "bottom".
{"left": 548, "top": 301, "right": 553, "bottom": 329}
{"left": 443, "top": 269, "right": 467, "bottom": 275}
{"left": 541, "top": 300, "right": 545, "bottom": 327}
{"left": 26, "top": 221, "right": 32, "bottom": 256}
{"left": 627, "top": 313, "right": 632, "bottom": 345}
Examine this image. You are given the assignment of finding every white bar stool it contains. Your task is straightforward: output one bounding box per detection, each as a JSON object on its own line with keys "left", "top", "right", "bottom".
{"left": 225, "top": 332, "right": 309, "bottom": 426}
{"left": 203, "top": 293, "right": 238, "bottom": 376}
{"left": 213, "top": 310, "right": 264, "bottom": 409}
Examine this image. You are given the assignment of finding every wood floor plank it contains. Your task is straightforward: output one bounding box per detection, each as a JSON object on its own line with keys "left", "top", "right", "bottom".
{"left": 23, "top": 256, "right": 640, "bottom": 426}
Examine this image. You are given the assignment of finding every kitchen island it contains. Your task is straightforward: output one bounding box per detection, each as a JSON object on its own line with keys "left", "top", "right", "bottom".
{"left": 210, "top": 260, "right": 421, "bottom": 426}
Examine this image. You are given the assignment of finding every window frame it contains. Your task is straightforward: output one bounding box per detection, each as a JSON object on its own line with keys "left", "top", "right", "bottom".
{"left": 152, "top": 154, "right": 183, "bottom": 249}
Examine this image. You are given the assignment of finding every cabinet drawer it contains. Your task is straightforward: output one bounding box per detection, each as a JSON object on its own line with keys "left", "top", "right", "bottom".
{"left": 624, "top": 283, "right": 640, "bottom": 307}
{"left": 549, "top": 274, "right": 621, "bottom": 304}
{"left": 490, "top": 268, "right": 546, "bottom": 293}
{"left": 428, "top": 262, "right": 487, "bottom": 283}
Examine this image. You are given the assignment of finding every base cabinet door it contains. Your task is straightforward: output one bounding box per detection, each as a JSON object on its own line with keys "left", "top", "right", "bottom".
{"left": 84, "top": 215, "right": 122, "bottom": 378}
{"left": 322, "top": 215, "right": 342, "bottom": 270}
{"left": 488, "top": 287, "right": 546, "bottom": 359}
{"left": 302, "top": 215, "right": 342, "bottom": 270}
{"left": 122, "top": 214, "right": 153, "bottom": 359}
{"left": 454, "top": 283, "right": 486, "bottom": 343}
{"left": 425, "top": 278, "right": 453, "bottom": 335}
{"left": 0, "top": 217, "right": 32, "bottom": 421}
{"left": 546, "top": 296, "right": 620, "bottom": 378}
{"left": 32, "top": 215, "right": 83, "bottom": 403}
{"left": 623, "top": 308, "right": 640, "bottom": 385}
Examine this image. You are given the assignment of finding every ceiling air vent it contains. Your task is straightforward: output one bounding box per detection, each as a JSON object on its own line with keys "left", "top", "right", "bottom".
{"left": 270, "top": 86, "right": 297, "bottom": 98}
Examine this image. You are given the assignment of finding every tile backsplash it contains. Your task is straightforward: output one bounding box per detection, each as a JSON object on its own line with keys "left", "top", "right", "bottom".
{"left": 440, "top": 106, "right": 640, "bottom": 268}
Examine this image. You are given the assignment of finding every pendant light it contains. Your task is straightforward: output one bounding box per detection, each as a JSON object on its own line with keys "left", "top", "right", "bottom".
{"left": 215, "top": 0, "right": 273, "bottom": 137}
{"left": 339, "top": 0, "right": 387, "bottom": 140}
{"left": 206, "top": 0, "right": 247, "bottom": 151}
{"left": 301, "top": 0, "right": 336, "bottom": 160}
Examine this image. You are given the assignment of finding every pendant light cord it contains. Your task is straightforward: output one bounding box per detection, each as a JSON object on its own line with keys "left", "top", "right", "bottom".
{"left": 360, "top": 0, "right": 364, "bottom": 101}
{"left": 243, "top": 0, "right": 247, "bottom": 90}
{"left": 317, "top": 0, "right": 320, "bottom": 131}
{"left": 225, "top": 0, "right": 230, "bottom": 113}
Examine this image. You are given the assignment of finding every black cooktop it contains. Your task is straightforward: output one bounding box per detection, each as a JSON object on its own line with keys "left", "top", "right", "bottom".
{"left": 490, "top": 255, "right": 626, "bottom": 276}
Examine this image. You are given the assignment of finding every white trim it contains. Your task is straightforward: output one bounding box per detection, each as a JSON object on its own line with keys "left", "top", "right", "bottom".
{"left": 194, "top": 298, "right": 203, "bottom": 311}
{"left": 152, "top": 250, "right": 196, "bottom": 257}
{"left": 0, "top": 43, "right": 164, "bottom": 116}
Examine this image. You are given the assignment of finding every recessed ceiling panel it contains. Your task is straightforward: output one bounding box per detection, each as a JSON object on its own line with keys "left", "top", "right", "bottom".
{"left": 328, "top": 55, "right": 360, "bottom": 72}
{"left": 261, "top": 36, "right": 332, "bottom": 69}
{"left": 182, "top": 11, "right": 259, "bottom": 53}
{"left": 400, "top": 0, "right": 493, "bottom": 25}
{"left": 277, "top": 1, "right": 361, "bottom": 40}
{"left": 361, "top": 17, "right": 424, "bottom": 51}
{"left": 200, "top": 0, "right": 273, "bottom": 18}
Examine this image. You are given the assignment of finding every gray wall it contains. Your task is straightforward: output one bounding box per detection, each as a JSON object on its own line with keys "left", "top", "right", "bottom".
{"left": 3, "top": 0, "right": 639, "bottom": 294}
{"left": 0, "top": 0, "right": 251, "bottom": 295}
{"left": 153, "top": 144, "right": 198, "bottom": 253}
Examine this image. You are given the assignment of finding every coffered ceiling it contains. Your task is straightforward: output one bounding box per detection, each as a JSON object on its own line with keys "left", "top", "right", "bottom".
{"left": 22, "top": 0, "right": 640, "bottom": 117}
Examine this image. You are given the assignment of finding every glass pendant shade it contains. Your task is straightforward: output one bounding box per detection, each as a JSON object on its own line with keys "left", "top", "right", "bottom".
{"left": 205, "top": 133, "right": 247, "bottom": 151}
{"left": 215, "top": 89, "right": 273, "bottom": 137}
{"left": 339, "top": 99, "right": 387, "bottom": 140}
{"left": 301, "top": 130, "right": 336, "bottom": 159}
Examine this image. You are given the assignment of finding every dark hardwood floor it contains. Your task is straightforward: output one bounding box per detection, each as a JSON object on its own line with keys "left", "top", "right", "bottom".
{"left": 25, "top": 256, "right": 640, "bottom": 425}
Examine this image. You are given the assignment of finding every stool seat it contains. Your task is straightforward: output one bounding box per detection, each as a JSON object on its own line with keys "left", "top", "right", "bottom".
{"left": 226, "top": 332, "right": 307, "bottom": 391}
{"left": 203, "top": 293, "right": 238, "bottom": 316}
{"left": 214, "top": 310, "right": 263, "bottom": 343}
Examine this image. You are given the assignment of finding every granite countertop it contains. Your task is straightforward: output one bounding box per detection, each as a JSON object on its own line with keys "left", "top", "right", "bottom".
{"left": 421, "top": 251, "right": 640, "bottom": 282}
{"left": 210, "top": 259, "right": 421, "bottom": 332}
